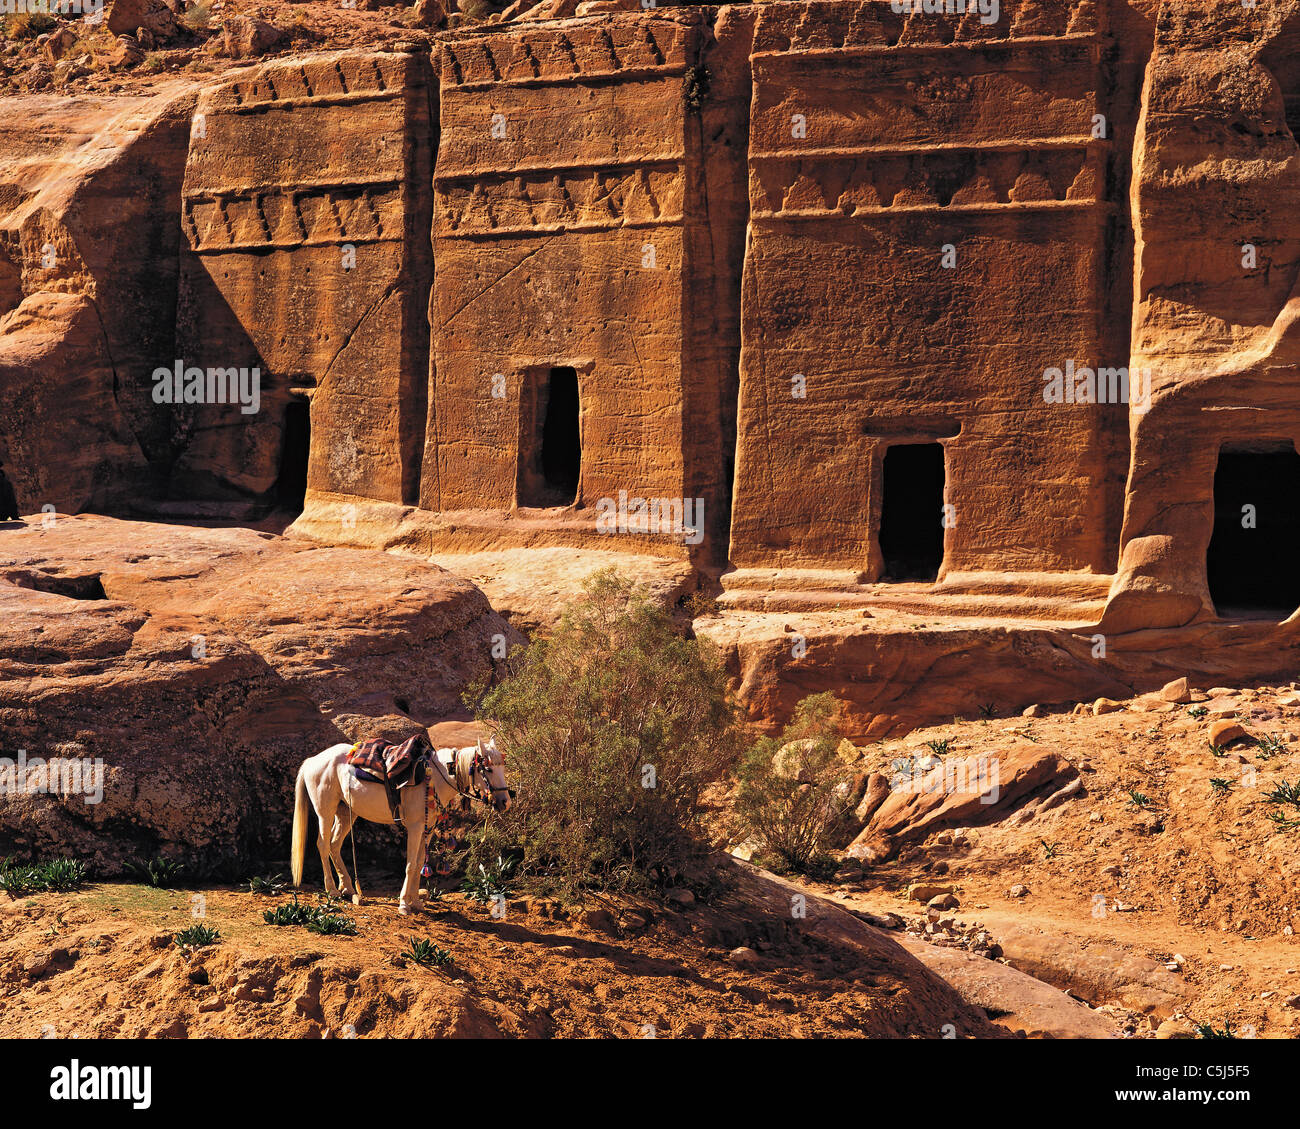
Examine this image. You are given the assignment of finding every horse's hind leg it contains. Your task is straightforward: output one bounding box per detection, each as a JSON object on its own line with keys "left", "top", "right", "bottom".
{"left": 309, "top": 788, "right": 341, "bottom": 897}
{"left": 329, "top": 807, "right": 359, "bottom": 903}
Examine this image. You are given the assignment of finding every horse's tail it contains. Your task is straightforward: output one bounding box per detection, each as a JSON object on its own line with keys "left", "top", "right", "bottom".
{"left": 291, "top": 764, "right": 309, "bottom": 888}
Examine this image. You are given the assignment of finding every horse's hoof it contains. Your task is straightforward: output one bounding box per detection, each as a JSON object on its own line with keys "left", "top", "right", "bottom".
{"left": 398, "top": 904, "right": 421, "bottom": 916}
{"left": 351, "top": 894, "right": 362, "bottom": 906}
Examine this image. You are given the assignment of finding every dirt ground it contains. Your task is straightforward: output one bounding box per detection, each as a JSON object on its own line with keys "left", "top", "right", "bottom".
{"left": 800, "top": 678, "right": 1300, "bottom": 1038}
{"left": 0, "top": 868, "right": 1001, "bottom": 1038}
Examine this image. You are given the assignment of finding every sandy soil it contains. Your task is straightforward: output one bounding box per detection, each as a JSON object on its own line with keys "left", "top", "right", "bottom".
{"left": 0, "top": 869, "right": 1000, "bottom": 1038}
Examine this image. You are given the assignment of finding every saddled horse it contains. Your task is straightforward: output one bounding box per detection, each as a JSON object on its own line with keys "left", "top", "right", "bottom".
{"left": 291, "top": 738, "right": 510, "bottom": 915}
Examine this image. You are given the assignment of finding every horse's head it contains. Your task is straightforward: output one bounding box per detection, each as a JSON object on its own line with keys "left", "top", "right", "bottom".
{"left": 475, "top": 737, "right": 512, "bottom": 812}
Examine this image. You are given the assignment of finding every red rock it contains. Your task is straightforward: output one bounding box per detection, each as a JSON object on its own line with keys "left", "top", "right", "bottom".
{"left": 1209, "top": 720, "right": 1248, "bottom": 747}
{"left": 105, "top": 0, "right": 178, "bottom": 38}
{"left": 218, "top": 16, "right": 285, "bottom": 59}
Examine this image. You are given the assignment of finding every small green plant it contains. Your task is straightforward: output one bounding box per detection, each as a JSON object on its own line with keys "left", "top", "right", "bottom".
{"left": 461, "top": 854, "right": 516, "bottom": 904}
{"left": 262, "top": 895, "right": 357, "bottom": 935}
{"left": 1267, "top": 809, "right": 1300, "bottom": 831}
{"left": 1040, "top": 839, "right": 1060, "bottom": 860}
{"left": 1208, "top": 742, "right": 1227, "bottom": 759}
{"left": 1187, "top": 705, "right": 1208, "bottom": 720}
{"left": 1209, "top": 778, "right": 1233, "bottom": 795}
{"left": 125, "top": 856, "right": 184, "bottom": 888}
{"left": 402, "top": 937, "right": 453, "bottom": 967}
{"left": 174, "top": 923, "right": 220, "bottom": 948}
{"left": 0, "top": 857, "right": 88, "bottom": 895}
{"left": 1264, "top": 779, "right": 1300, "bottom": 806}
{"left": 925, "top": 738, "right": 952, "bottom": 757}
{"left": 247, "top": 873, "right": 287, "bottom": 896}
{"left": 1255, "top": 734, "right": 1287, "bottom": 760}
{"left": 1127, "top": 789, "right": 1151, "bottom": 808}
{"left": 1196, "top": 1021, "right": 1237, "bottom": 1039}
{"left": 978, "top": 702, "right": 997, "bottom": 719}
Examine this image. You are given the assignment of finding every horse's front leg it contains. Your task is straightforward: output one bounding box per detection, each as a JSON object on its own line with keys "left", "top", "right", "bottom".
{"left": 398, "top": 792, "right": 427, "bottom": 916}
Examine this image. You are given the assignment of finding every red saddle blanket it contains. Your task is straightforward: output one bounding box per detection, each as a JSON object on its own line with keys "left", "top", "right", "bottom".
{"left": 346, "top": 735, "right": 430, "bottom": 791}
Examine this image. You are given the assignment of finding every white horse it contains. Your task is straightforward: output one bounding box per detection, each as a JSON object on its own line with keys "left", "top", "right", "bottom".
{"left": 291, "top": 738, "right": 510, "bottom": 915}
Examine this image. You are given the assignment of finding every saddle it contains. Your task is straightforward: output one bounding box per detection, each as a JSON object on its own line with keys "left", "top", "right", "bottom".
{"left": 346, "top": 734, "right": 431, "bottom": 824}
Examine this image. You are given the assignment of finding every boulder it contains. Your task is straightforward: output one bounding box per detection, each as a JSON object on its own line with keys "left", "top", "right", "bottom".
{"left": 1160, "top": 677, "right": 1193, "bottom": 704}
{"left": 846, "top": 748, "right": 1078, "bottom": 863}
{"left": 1209, "top": 720, "right": 1248, "bottom": 746}
{"left": 42, "top": 27, "right": 78, "bottom": 63}
{"left": 108, "top": 34, "right": 146, "bottom": 71}
{"left": 219, "top": 16, "right": 285, "bottom": 59}
{"left": 106, "top": 0, "right": 179, "bottom": 38}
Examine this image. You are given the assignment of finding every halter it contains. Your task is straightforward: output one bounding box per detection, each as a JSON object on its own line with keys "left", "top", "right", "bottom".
{"left": 429, "top": 741, "right": 508, "bottom": 816}
{"left": 422, "top": 741, "right": 508, "bottom": 879}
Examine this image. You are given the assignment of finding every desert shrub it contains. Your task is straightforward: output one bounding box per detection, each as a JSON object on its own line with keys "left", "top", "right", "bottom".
{"left": 471, "top": 569, "right": 744, "bottom": 895}
{"left": 3, "top": 12, "right": 57, "bottom": 39}
{"left": 180, "top": 1, "right": 211, "bottom": 33}
{"left": 729, "top": 693, "right": 856, "bottom": 874}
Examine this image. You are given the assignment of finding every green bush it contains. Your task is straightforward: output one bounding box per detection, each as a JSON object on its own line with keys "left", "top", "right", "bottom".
{"left": 729, "top": 693, "right": 856, "bottom": 874}
{"left": 471, "top": 569, "right": 743, "bottom": 894}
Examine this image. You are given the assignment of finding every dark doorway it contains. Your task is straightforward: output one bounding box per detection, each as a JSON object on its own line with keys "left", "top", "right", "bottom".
{"left": 276, "top": 399, "right": 310, "bottom": 512}
{"left": 1207, "top": 446, "right": 1300, "bottom": 618}
{"left": 518, "top": 367, "right": 581, "bottom": 507}
{"left": 879, "top": 442, "right": 946, "bottom": 581}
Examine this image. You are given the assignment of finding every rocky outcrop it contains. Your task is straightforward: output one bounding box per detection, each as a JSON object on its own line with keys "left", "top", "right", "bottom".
{"left": 0, "top": 516, "right": 519, "bottom": 872}
{"left": 0, "top": 84, "right": 197, "bottom": 515}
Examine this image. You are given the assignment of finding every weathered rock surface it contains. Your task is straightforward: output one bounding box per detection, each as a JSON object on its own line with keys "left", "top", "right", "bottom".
{"left": 846, "top": 747, "right": 1078, "bottom": 863}
{"left": 0, "top": 516, "right": 518, "bottom": 871}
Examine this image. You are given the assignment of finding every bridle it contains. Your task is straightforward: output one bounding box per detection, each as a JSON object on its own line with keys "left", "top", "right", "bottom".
{"left": 433, "top": 741, "right": 511, "bottom": 813}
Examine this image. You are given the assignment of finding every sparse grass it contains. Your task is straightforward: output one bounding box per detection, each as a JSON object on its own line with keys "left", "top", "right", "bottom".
{"left": 3, "top": 12, "right": 57, "bottom": 39}
{"left": 1126, "top": 788, "right": 1151, "bottom": 809}
{"left": 925, "top": 738, "right": 951, "bottom": 757}
{"left": 1267, "top": 810, "right": 1300, "bottom": 832}
{"left": 247, "top": 873, "right": 287, "bottom": 896}
{"left": 1208, "top": 743, "right": 1227, "bottom": 759}
{"left": 180, "top": 0, "right": 211, "bottom": 33}
{"left": 1196, "top": 1021, "right": 1237, "bottom": 1039}
{"left": 262, "top": 895, "right": 357, "bottom": 935}
{"left": 0, "top": 856, "right": 88, "bottom": 896}
{"left": 174, "top": 923, "right": 220, "bottom": 948}
{"left": 978, "top": 702, "right": 997, "bottom": 719}
{"left": 1187, "top": 705, "right": 1208, "bottom": 720}
{"left": 1040, "top": 839, "right": 1060, "bottom": 859}
{"left": 401, "top": 937, "right": 453, "bottom": 968}
{"left": 124, "top": 857, "right": 184, "bottom": 889}
{"left": 683, "top": 589, "right": 719, "bottom": 619}
{"left": 1209, "top": 777, "right": 1233, "bottom": 795}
